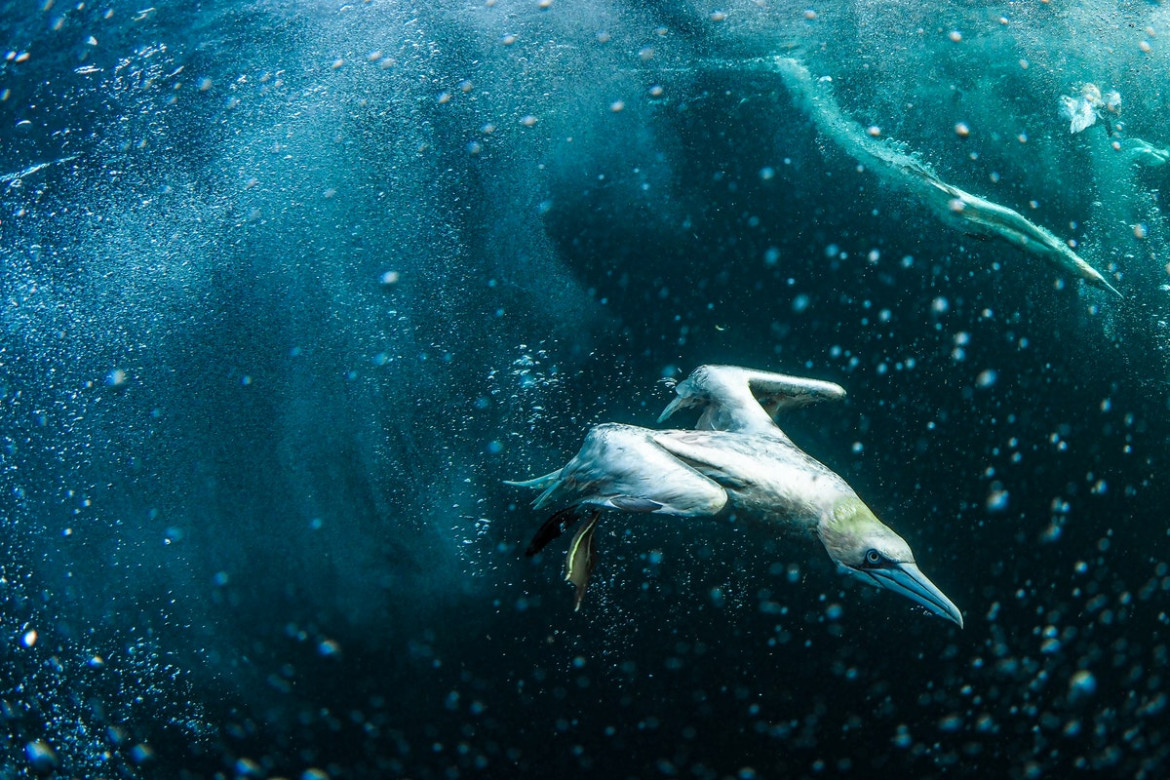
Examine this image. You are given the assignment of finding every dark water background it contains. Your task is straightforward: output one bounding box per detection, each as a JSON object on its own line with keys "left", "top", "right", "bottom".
{"left": 2, "top": 1, "right": 1170, "bottom": 777}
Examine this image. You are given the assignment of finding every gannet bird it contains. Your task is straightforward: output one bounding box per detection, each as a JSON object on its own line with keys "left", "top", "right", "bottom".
{"left": 1058, "top": 83, "right": 1121, "bottom": 135}
{"left": 752, "top": 57, "right": 1121, "bottom": 298}
{"left": 1123, "top": 137, "right": 1170, "bottom": 168}
{"left": 509, "top": 365, "right": 963, "bottom": 627}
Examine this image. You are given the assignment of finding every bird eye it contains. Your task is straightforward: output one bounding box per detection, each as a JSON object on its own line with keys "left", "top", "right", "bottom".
{"left": 864, "top": 549, "right": 882, "bottom": 566}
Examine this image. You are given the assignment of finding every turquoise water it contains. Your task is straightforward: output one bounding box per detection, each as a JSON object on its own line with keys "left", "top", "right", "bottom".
{"left": 2, "top": 1, "right": 1169, "bottom": 777}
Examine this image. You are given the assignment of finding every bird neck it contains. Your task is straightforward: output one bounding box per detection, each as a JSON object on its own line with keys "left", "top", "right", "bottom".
{"left": 816, "top": 496, "right": 878, "bottom": 556}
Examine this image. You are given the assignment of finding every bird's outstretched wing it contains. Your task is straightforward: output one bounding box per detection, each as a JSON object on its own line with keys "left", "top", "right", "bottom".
{"left": 506, "top": 423, "right": 729, "bottom": 517}
{"left": 658, "top": 365, "right": 846, "bottom": 434}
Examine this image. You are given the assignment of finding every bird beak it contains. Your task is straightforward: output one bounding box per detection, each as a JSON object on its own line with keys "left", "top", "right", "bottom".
{"left": 861, "top": 562, "right": 964, "bottom": 628}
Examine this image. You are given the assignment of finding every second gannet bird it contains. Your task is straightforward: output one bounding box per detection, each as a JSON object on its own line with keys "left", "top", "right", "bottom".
{"left": 509, "top": 365, "right": 963, "bottom": 627}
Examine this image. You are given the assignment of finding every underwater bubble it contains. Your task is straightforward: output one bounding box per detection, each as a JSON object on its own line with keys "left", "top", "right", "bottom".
{"left": 21, "top": 629, "right": 36, "bottom": 648}
{"left": 236, "top": 758, "right": 263, "bottom": 777}
{"left": 129, "top": 743, "right": 154, "bottom": 765}
{"left": 1068, "top": 670, "right": 1096, "bottom": 700}
{"left": 938, "top": 713, "right": 962, "bottom": 732}
{"left": 25, "top": 741, "right": 57, "bottom": 772}
{"left": 986, "top": 489, "right": 1009, "bottom": 512}
{"left": 976, "top": 369, "right": 998, "bottom": 388}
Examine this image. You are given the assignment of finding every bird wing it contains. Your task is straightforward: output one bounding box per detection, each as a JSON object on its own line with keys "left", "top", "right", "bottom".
{"left": 506, "top": 423, "right": 729, "bottom": 517}
{"left": 658, "top": 365, "right": 846, "bottom": 435}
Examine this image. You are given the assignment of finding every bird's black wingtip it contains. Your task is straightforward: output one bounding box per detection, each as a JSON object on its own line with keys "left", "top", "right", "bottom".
{"left": 524, "top": 506, "right": 582, "bottom": 557}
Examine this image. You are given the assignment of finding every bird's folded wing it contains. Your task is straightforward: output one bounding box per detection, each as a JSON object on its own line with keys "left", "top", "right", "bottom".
{"left": 509, "top": 423, "right": 729, "bottom": 517}
{"left": 658, "top": 365, "right": 846, "bottom": 434}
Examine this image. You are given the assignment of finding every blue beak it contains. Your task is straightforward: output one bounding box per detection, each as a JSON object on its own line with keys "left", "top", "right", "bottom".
{"left": 854, "top": 561, "right": 964, "bottom": 628}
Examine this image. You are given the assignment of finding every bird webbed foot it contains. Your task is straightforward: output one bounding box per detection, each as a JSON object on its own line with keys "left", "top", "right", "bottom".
{"left": 565, "top": 511, "right": 601, "bottom": 611}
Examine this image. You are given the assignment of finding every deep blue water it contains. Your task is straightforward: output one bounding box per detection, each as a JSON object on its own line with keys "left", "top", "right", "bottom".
{"left": 3, "top": 1, "right": 1170, "bottom": 778}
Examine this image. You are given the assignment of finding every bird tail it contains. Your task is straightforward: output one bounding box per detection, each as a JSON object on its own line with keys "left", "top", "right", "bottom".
{"left": 505, "top": 468, "right": 568, "bottom": 508}
{"left": 504, "top": 468, "right": 562, "bottom": 491}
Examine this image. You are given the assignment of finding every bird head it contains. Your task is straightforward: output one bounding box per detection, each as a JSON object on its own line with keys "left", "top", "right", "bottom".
{"left": 818, "top": 497, "right": 963, "bottom": 628}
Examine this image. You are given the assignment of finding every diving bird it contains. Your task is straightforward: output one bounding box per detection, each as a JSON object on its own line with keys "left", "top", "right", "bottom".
{"left": 509, "top": 365, "right": 963, "bottom": 627}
